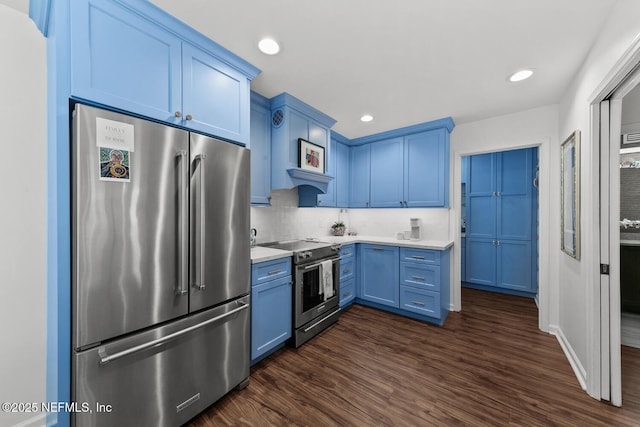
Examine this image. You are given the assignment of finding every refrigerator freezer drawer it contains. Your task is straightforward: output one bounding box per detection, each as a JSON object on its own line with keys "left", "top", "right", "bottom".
{"left": 72, "top": 296, "right": 250, "bottom": 427}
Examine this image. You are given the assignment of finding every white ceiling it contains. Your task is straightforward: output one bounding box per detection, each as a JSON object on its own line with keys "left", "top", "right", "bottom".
{"left": 147, "top": 0, "right": 618, "bottom": 138}
{"left": 7, "top": 0, "right": 620, "bottom": 139}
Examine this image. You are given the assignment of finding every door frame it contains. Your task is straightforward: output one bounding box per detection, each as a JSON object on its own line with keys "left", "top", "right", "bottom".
{"left": 589, "top": 34, "right": 640, "bottom": 406}
{"left": 452, "top": 143, "right": 548, "bottom": 332}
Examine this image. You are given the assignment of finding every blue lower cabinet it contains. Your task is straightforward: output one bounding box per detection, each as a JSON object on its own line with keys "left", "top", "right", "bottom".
{"left": 359, "top": 244, "right": 400, "bottom": 308}
{"left": 399, "top": 286, "right": 441, "bottom": 318}
{"left": 251, "top": 258, "right": 292, "bottom": 364}
{"left": 356, "top": 245, "right": 449, "bottom": 324}
{"left": 340, "top": 277, "right": 355, "bottom": 308}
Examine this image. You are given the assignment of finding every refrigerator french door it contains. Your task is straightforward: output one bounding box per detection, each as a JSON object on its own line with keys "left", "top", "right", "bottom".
{"left": 71, "top": 103, "right": 250, "bottom": 426}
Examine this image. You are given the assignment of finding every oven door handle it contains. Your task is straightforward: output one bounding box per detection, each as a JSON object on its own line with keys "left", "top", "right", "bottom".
{"left": 303, "top": 308, "right": 341, "bottom": 333}
{"left": 302, "top": 258, "right": 339, "bottom": 270}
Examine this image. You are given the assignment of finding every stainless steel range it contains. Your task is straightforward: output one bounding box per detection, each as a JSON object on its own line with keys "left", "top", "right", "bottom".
{"left": 262, "top": 240, "right": 341, "bottom": 347}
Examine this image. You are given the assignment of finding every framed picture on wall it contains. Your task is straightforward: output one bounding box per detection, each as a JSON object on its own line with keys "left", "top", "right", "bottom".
{"left": 561, "top": 130, "right": 581, "bottom": 260}
{"left": 298, "top": 138, "right": 325, "bottom": 173}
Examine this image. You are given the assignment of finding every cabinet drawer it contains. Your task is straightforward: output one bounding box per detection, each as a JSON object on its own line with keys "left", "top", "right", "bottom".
{"left": 400, "top": 262, "right": 440, "bottom": 292}
{"left": 339, "top": 244, "right": 355, "bottom": 258}
{"left": 340, "top": 258, "right": 355, "bottom": 281}
{"left": 251, "top": 258, "right": 292, "bottom": 286}
{"left": 399, "top": 286, "right": 441, "bottom": 319}
{"left": 400, "top": 247, "right": 440, "bottom": 265}
{"left": 340, "top": 277, "right": 355, "bottom": 308}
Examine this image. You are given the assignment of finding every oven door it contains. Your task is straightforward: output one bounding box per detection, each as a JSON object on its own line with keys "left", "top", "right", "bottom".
{"left": 294, "top": 256, "right": 340, "bottom": 328}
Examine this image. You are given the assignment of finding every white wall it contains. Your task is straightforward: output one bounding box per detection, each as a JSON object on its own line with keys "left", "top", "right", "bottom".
{"left": 557, "top": 0, "right": 640, "bottom": 397}
{"left": 0, "top": 4, "right": 47, "bottom": 427}
{"left": 449, "top": 105, "right": 558, "bottom": 326}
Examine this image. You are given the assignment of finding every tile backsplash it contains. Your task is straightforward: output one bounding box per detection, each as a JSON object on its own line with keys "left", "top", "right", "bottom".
{"left": 250, "top": 188, "right": 451, "bottom": 244}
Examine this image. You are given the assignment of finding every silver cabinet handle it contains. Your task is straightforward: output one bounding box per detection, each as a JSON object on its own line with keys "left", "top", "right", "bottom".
{"left": 186, "top": 114, "right": 193, "bottom": 121}
{"left": 411, "top": 275, "right": 425, "bottom": 281}
{"left": 98, "top": 302, "right": 249, "bottom": 364}
{"left": 372, "top": 247, "right": 385, "bottom": 251}
{"left": 194, "top": 153, "right": 207, "bottom": 291}
{"left": 267, "top": 269, "right": 282, "bottom": 275}
{"left": 411, "top": 301, "right": 426, "bottom": 306}
{"left": 412, "top": 255, "right": 425, "bottom": 259}
{"left": 497, "top": 240, "right": 501, "bottom": 246}
{"left": 177, "top": 150, "right": 188, "bottom": 296}
{"left": 399, "top": 201, "right": 403, "bottom": 206}
{"left": 343, "top": 269, "right": 351, "bottom": 274}
{"left": 343, "top": 292, "right": 352, "bottom": 297}
{"left": 175, "top": 111, "right": 182, "bottom": 118}
{"left": 342, "top": 251, "right": 352, "bottom": 256}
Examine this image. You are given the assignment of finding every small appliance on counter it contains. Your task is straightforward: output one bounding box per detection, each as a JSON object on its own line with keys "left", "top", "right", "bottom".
{"left": 410, "top": 218, "right": 422, "bottom": 241}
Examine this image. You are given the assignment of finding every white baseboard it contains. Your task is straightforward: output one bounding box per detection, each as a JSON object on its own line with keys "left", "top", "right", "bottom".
{"left": 549, "top": 324, "right": 587, "bottom": 391}
{"left": 621, "top": 312, "right": 640, "bottom": 348}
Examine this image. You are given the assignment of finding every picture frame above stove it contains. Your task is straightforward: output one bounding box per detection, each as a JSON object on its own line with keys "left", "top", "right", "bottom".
{"left": 298, "top": 138, "right": 325, "bottom": 173}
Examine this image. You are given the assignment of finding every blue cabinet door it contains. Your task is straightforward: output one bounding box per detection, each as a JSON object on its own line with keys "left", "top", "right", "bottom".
{"left": 497, "top": 149, "right": 533, "bottom": 241}
{"left": 359, "top": 244, "right": 399, "bottom": 307}
{"left": 182, "top": 43, "right": 250, "bottom": 143}
{"left": 497, "top": 240, "right": 532, "bottom": 291}
{"left": 317, "top": 137, "right": 337, "bottom": 207}
{"left": 467, "top": 153, "right": 497, "bottom": 239}
{"left": 350, "top": 145, "right": 371, "bottom": 207}
{"left": 370, "top": 137, "right": 404, "bottom": 208}
{"left": 336, "top": 142, "right": 350, "bottom": 207}
{"left": 71, "top": 0, "right": 182, "bottom": 123}
{"left": 71, "top": 0, "right": 255, "bottom": 145}
{"left": 250, "top": 94, "right": 271, "bottom": 205}
{"left": 404, "top": 129, "right": 448, "bottom": 207}
{"left": 465, "top": 238, "right": 496, "bottom": 286}
{"left": 251, "top": 275, "right": 292, "bottom": 362}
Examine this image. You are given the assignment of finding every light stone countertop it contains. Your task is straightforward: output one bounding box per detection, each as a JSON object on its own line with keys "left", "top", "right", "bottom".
{"left": 250, "top": 246, "right": 293, "bottom": 264}
{"left": 251, "top": 235, "right": 454, "bottom": 264}
{"left": 315, "top": 235, "right": 454, "bottom": 250}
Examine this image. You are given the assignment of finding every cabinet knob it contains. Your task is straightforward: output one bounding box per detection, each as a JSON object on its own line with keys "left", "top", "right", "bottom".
{"left": 175, "top": 111, "right": 182, "bottom": 118}
{"left": 186, "top": 114, "right": 193, "bottom": 121}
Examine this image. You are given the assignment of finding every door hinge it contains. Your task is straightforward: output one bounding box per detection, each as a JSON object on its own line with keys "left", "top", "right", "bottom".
{"left": 600, "top": 264, "right": 610, "bottom": 275}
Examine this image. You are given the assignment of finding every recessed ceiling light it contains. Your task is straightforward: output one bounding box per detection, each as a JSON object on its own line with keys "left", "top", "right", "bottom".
{"left": 360, "top": 114, "right": 373, "bottom": 122}
{"left": 258, "top": 38, "right": 280, "bottom": 55}
{"left": 508, "top": 69, "right": 534, "bottom": 82}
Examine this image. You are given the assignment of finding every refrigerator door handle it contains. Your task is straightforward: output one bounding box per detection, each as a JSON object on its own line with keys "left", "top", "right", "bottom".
{"left": 194, "top": 153, "right": 207, "bottom": 291}
{"left": 98, "top": 302, "right": 249, "bottom": 364}
{"left": 177, "top": 150, "right": 189, "bottom": 296}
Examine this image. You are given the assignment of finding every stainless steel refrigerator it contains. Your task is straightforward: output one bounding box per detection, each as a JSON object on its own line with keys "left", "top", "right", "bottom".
{"left": 71, "top": 104, "right": 251, "bottom": 426}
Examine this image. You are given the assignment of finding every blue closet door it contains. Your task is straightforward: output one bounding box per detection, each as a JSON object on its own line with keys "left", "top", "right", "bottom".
{"left": 467, "top": 153, "right": 496, "bottom": 239}
{"left": 465, "top": 238, "right": 496, "bottom": 286}
{"left": 497, "top": 240, "right": 533, "bottom": 291}
{"left": 497, "top": 149, "right": 533, "bottom": 241}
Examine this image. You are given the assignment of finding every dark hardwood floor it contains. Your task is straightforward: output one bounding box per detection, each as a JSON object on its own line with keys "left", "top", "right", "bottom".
{"left": 188, "top": 288, "right": 640, "bottom": 426}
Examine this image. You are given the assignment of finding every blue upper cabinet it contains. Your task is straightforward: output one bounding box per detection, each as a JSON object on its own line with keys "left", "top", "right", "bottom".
{"left": 335, "top": 140, "right": 351, "bottom": 207}
{"left": 351, "top": 118, "right": 454, "bottom": 208}
{"left": 250, "top": 92, "right": 272, "bottom": 205}
{"left": 270, "top": 93, "right": 336, "bottom": 197}
{"left": 370, "top": 137, "right": 404, "bottom": 207}
{"left": 404, "top": 129, "right": 449, "bottom": 207}
{"left": 70, "top": 0, "right": 259, "bottom": 145}
{"left": 350, "top": 144, "right": 371, "bottom": 208}
{"left": 316, "top": 136, "right": 337, "bottom": 207}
